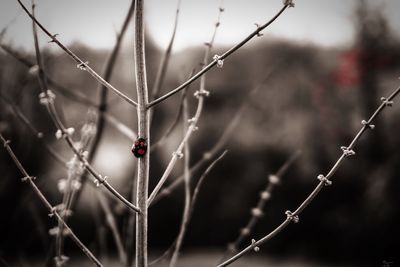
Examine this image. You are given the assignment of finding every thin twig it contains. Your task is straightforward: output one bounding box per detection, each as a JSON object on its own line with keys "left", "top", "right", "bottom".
{"left": 0, "top": 133, "right": 103, "bottom": 267}
{"left": 217, "top": 84, "right": 400, "bottom": 267}
{"left": 168, "top": 89, "right": 190, "bottom": 267}
{"left": 104, "top": 113, "right": 137, "bottom": 140}
{"left": 147, "top": 0, "right": 224, "bottom": 206}
{"left": 89, "top": 0, "right": 136, "bottom": 161}
{"left": 16, "top": 0, "right": 138, "bottom": 108}
{"left": 29, "top": 4, "right": 140, "bottom": 213}
{"left": 147, "top": 2, "right": 292, "bottom": 108}
{"left": 0, "top": 43, "right": 98, "bottom": 108}
{"left": 151, "top": 70, "right": 194, "bottom": 153}
{"left": 0, "top": 93, "right": 67, "bottom": 166}
{"left": 219, "top": 150, "right": 301, "bottom": 263}
{"left": 151, "top": 70, "right": 277, "bottom": 206}
{"left": 148, "top": 150, "right": 228, "bottom": 266}
{"left": 96, "top": 192, "right": 127, "bottom": 265}
{"left": 150, "top": 0, "right": 181, "bottom": 102}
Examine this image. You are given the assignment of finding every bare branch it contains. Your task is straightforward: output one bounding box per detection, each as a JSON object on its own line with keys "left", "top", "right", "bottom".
{"left": 217, "top": 84, "right": 400, "bottom": 267}
{"left": 0, "top": 93, "right": 67, "bottom": 166}
{"left": 0, "top": 133, "right": 103, "bottom": 267}
{"left": 169, "top": 88, "right": 190, "bottom": 267}
{"left": 89, "top": 0, "right": 136, "bottom": 161}
{"left": 133, "top": 0, "right": 151, "bottom": 266}
{"left": 16, "top": 0, "right": 138, "bottom": 108}
{"left": 147, "top": 3, "right": 291, "bottom": 108}
{"left": 219, "top": 150, "right": 301, "bottom": 262}
{"left": 29, "top": 4, "right": 140, "bottom": 213}
{"left": 147, "top": 0, "right": 224, "bottom": 206}
{"left": 150, "top": 70, "right": 277, "bottom": 206}
{"left": 150, "top": 0, "right": 182, "bottom": 102}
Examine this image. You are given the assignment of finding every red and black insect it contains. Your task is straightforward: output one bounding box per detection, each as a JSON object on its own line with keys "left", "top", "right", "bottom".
{"left": 131, "top": 137, "right": 147, "bottom": 158}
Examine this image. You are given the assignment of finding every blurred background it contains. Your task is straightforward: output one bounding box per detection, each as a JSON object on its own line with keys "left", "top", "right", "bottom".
{"left": 1, "top": 0, "right": 400, "bottom": 266}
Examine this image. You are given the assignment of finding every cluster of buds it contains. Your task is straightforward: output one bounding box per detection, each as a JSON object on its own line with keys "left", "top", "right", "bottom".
{"left": 213, "top": 54, "right": 224, "bottom": 68}
{"left": 194, "top": 89, "right": 210, "bottom": 98}
{"left": 39, "top": 90, "right": 56, "bottom": 106}
{"left": 55, "top": 128, "right": 75, "bottom": 140}
{"left": 77, "top": 61, "right": 89, "bottom": 71}
{"left": 284, "top": 0, "right": 295, "bottom": 8}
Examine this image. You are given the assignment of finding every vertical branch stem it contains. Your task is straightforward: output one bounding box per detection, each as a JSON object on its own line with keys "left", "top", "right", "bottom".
{"left": 133, "top": 0, "right": 150, "bottom": 266}
{"left": 168, "top": 91, "right": 191, "bottom": 267}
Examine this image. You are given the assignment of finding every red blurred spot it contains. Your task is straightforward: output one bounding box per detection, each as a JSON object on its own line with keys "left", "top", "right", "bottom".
{"left": 333, "top": 49, "right": 360, "bottom": 87}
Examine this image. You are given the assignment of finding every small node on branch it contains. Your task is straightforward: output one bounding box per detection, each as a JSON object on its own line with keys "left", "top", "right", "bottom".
{"left": 48, "top": 33, "right": 59, "bottom": 43}
{"left": 227, "top": 243, "right": 236, "bottom": 253}
{"left": 381, "top": 97, "right": 394, "bottom": 107}
{"left": 194, "top": 89, "right": 210, "bottom": 98}
{"left": 77, "top": 61, "right": 89, "bottom": 71}
{"left": 285, "top": 210, "right": 299, "bottom": 223}
{"left": 94, "top": 175, "right": 108, "bottom": 187}
{"left": 251, "top": 239, "right": 260, "bottom": 252}
{"left": 204, "top": 42, "right": 211, "bottom": 47}
{"left": 341, "top": 146, "right": 355, "bottom": 157}
{"left": 65, "top": 127, "right": 75, "bottom": 136}
{"left": 21, "top": 176, "right": 35, "bottom": 182}
{"left": 361, "top": 120, "right": 375, "bottom": 129}
{"left": 240, "top": 227, "right": 250, "bottom": 236}
{"left": 260, "top": 191, "right": 271, "bottom": 200}
{"left": 283, "top": 0, "right": 295, "bottom": 8}
{"left": 268, "top": 174, "right": 280, "bottom": 184}
{"left": 317, "top": 174, "right": 332, "bottom": 186}
{"left": 54, "top": 255, "right": 69, "bottom": 267}
{"left": 48, "top": 206, "right": 57, "bottom": 217}
{"left": 188, "top": 117, "right": 197, "bottom": 125}
{"left": 172, "top": 151, "right": 184, "bottom": 159}
{"left": 55, "top": 130, "right": 63, "bottom": 140}
{"left": 49, "top": 226, "right": 69, "bottom": 236}
{"left": 254, "top": 23, "right": 264, "bottom": 37}
{"left": 28, "top": 65, "right": 39, "bottom": 76}
{"left": 251, "top": 208, "right": 264, "bottom": 217}
{"left": 3, "top": 139, "right": 11, "bottom": 147}
{"left": 213, "top": 54, "right": 224, "bottom": 68}
{"left": 219, "top": 7, "right": 225, "bottom": 12}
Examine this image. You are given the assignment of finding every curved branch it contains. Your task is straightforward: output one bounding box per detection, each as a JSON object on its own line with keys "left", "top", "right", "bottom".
{"left": 147, "top": 3, "right": 291, "bottom": 108}
{"left": 16, "top": 0, "right": 138, "bottom": 108}
{"left": 217, "top": 84, "right": 400, "bottom": 267}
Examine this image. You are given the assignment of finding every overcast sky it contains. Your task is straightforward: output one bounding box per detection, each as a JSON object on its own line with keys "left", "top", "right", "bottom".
{"left": 1, "top": 0, "right": 400, "bottom": 52}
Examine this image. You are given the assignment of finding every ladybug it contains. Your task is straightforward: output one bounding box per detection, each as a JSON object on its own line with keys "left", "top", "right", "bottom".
{"left": 132, "top": 137, "right": 147, "bottom": 158}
